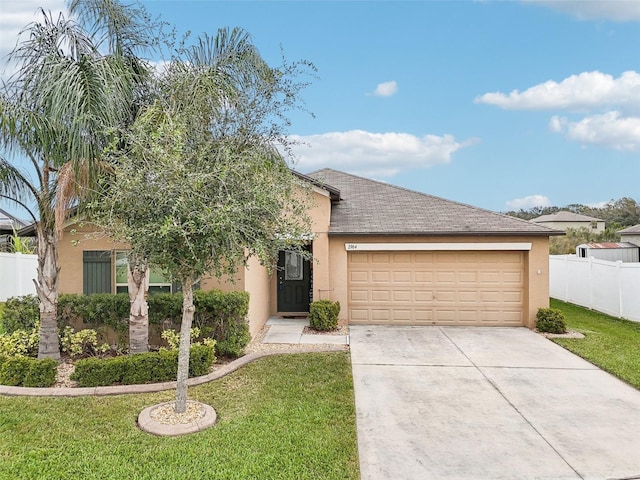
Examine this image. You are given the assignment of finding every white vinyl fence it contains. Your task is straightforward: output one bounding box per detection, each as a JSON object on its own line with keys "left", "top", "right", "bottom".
{"left": 549, "top": 255, "right": 640, "bottom": 322}
{"left": 0, "top": 252, "right": 38, "bottom": 302}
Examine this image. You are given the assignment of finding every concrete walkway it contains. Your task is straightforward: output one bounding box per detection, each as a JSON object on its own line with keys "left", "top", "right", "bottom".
{"left": 350, "top": 325, "right": 640, "bottom": 480}
{"left": 261, "top": 317, "right": 349, "bottom": 345}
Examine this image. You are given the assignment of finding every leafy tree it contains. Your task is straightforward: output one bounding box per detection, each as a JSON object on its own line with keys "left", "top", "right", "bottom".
{"left": 93, "top": 27, "right": 314, "bottom": 412}
{"left": 0, "top": 1, "right": 156, "bottom": 359}
{"left": 549, "top": 227, "right": 621, "bottom": 254}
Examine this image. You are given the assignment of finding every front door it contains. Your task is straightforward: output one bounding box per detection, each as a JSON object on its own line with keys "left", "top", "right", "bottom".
{"left": 277, "top": 250, "right": 311, "bottom": 313}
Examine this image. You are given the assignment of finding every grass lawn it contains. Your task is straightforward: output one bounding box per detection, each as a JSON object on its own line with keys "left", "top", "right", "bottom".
{"left": 550, "top": 299, "right": 640, "bottom": 390}
{"left": 0, "top": 352, "right": 359, "bottom": 480}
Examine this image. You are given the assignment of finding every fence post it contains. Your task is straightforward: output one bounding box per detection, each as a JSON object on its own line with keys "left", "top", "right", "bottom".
{"left": 564, "top": 255, "right": 569, "bottom": 301}
{"left": 588, "top": 256, "right": 594, "bottom": 310}
{"left": 617, "top": 261, "right": 624, "bottom": 318}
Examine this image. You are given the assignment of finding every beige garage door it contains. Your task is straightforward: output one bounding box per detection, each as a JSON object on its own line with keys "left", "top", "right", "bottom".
{"left": 348, "top": 250, "right": 524, "bottom": 326}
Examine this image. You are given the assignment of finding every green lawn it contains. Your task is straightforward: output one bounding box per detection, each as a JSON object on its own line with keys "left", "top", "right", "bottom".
{"left": 0, "top": 352, "right": 359, "bottom": 480}
{"left": 550, "top": 299, "right": 640, "bottom": 390}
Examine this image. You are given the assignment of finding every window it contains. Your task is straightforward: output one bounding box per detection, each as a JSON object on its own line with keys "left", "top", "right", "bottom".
{"left": 83, "top": 251, "right": 112, "bottom": 294}
{"left": 591, "top": 221, "right": 598, "bottom": 229}
{"left": 114, "top": 251, "right": 172, "bottom": 294}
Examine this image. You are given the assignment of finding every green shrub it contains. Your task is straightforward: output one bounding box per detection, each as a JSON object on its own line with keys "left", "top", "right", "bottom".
{"left": 70, "top": 344, "right": 216, "bottom": 387}
{"left": 148, "top": 293, "right": 183, "bottom": 325}
{"left": 309, "top": 300, "right": 341, "bottom": 331}
{"left": 0, "top": 355, "right": 57, "bottom": 387}
{"left": 53, "top": 291, "right": 249, "bottom": 353}
{"left": 57, "top": 293, "right": 129, "bottom": 334}
{"left": 59, "top": 327, "right": 110, "bottom": 358}
{"left": 536, "top": 307, "right": 567, "bottom": 334}
{"left": 2, "top": 295, "right": 39, "bottom": 333}
{"left": 0, "top": 302, "right": 6, "bottom": 334}
{"left": 193, "top": 290, "right": 250, "bottom": 357}
{"left": 0, "top": 323, "right": 40, "bottom": 357}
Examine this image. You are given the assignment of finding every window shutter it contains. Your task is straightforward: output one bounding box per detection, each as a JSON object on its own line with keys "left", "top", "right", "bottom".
{"left": 83, "top": 251, "right": 112, "bottom": 294}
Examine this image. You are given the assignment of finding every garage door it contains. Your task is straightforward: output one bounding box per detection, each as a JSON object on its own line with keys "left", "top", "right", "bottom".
{"left": 348, "top": 250, "right": 524, "bottom": 326}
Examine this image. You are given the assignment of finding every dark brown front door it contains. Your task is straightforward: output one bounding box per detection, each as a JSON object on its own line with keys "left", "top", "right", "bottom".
{"left": 277, "top": 250, "right": 311, "bottom": 312}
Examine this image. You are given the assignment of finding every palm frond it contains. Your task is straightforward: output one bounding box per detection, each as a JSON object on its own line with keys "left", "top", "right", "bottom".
{"left": 69, "top": 0, "right": 161, "bottom": 56}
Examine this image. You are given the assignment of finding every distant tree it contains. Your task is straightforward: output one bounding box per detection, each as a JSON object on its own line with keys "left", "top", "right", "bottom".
{"left": 549, "top": 227, "right": 621, "bottom": 254}
{"left": 92, "top": 27, "right": 314, "bottom": 413}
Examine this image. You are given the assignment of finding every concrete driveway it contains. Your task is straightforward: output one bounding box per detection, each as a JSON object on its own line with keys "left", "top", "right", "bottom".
{"left": 350, "top": 326, "right": 640, "bottom": 480}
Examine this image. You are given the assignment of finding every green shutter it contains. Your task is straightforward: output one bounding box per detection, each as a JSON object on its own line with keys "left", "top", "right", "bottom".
{"left": 83, "top": 251, "right": 112, "bottom": 294}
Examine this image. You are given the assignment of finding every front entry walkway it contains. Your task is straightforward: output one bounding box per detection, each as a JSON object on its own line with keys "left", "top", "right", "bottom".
{"left": 261, "top": 317, "right": 349, "bottom": 345}
{"left": 350, "top": 325, "right": 640, "bottom": 480}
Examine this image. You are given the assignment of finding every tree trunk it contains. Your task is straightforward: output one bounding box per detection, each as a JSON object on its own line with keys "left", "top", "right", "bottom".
{"left": 175, "top": 276, "right": 194, "bottom": 413}
{"left": 128, "top": 254, "right": 149, "bottom": 354}
{"left": 35, "top": 225, "right": 61, "bottom": 360}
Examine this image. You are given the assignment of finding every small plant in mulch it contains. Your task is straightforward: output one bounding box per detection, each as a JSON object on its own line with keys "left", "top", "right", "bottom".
{"left": 536, "top": 307, "right": 567, "bottom": 334}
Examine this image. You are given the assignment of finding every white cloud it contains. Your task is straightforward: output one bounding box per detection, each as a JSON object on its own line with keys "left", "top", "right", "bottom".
{"left": 550, "top": 111, "right": 640, "bottom": 151}
{"left": 372, "top": 80, "right": 398, "bottom": 97}
{"left": 476, "top": 71, "right": 640, "bottom": 111}
{"left": 506, "top": 195, "right": 552, "bottom": 210}
{"left": 523, "top": 0, "right": 640, "bottom": 22}
{"left": 289, "top": 130, "right": 476, "bottom": 177}
{"left": 0, "top": 1, "right": 68, "bottom": 79}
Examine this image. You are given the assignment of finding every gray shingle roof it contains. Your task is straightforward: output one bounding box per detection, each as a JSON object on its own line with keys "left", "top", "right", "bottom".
{"left": 306, "top": 169, "right": 560, "bottom": 236}
{"left": 619, "top": 224, "right": 640, "bottom": 234}
{"left": 531, "top": 211, "right": 603, "bottom": 223}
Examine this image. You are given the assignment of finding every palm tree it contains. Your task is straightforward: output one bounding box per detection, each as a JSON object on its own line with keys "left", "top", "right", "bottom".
{"left": 0, "top": 1, "right": 155, "bottom": 359}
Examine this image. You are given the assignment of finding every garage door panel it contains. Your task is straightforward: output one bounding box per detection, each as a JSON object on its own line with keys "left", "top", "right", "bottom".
{"left": 393, "top": 253, "right": 412, "bottom": 263}
{"left": 415, "top": 271, "right": 434, "bottom": 283}
{"left": 350, "top": 271, "right": 368, "bottom": 283}
{"left": 392, "top": 271, "right": 411, "bottom": 283}
{"left": 372, "top": 290, "right": 391, "bottom": 301}
{"left": 414, "top": 290, "right": 434, "bottom": 302}
{"left": 371, "top": 271, "right": 390, "bottom": 282}
{"left": 350, "top": 290, "right": 369, "bottom": 302}
{"left": 393, "top": 290, "right": 412, "bottom": 302}
{"left": 458, "top": 291, "right": 479, "bottom": 302}
{"left": 348, "top": 250, "right": 524, "bottom": 326}
{"left": 371, "top": 253, "right": 391, "bottom": 264}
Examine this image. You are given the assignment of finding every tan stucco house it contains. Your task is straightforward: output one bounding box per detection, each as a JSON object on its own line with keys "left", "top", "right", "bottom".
{"left": 619, "top": 224, "right": 640, "bottom": 247}
{"left": 531, "top": 211, "right": 605, "bottom": 232}
{"left": 58, "top": 169, "right": 561, "bottom": 337}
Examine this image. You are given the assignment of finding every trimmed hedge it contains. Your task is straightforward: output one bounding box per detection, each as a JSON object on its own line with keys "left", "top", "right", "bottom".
{"left": 2, "top": 290, "right": 251, "bottom": 355}
{"left": 70, "top": 344, "right": 216, "bottom": 387}
{"left": 309, "top": 300, "right": 341, "bottom": 331}
{"left": 1, "top": 295, "right": 39, "bottom": 333}
{"left": 0, "top": 355, "right": 57, "bottom": 387}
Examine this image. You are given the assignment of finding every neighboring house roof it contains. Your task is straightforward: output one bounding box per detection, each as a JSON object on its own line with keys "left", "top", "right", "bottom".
{"left": 531, "top": 211, "right": 604, "bottom": 223}
{"left": 578, "top": 242, "right": 639, "bottom": 249}
{"left": 619, "top": 224, "right": 640, "bottom": 234}
{"left": 0, "top": 208, "right": 27, "bottom": 235}
{"left": 307, "top": 168, "right": 561, "bottom": 236}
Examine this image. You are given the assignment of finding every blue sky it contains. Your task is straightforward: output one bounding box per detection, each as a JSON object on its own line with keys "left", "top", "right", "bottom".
{"left": 2, "top": 1, "right": 640, "bottom": 214}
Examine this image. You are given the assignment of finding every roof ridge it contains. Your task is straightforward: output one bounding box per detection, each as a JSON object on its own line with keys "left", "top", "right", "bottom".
{"left": 312, "top": 169, "right": 559, "bottom": 233}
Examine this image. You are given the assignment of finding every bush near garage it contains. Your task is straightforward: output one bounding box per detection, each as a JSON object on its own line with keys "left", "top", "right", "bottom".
{"left": 309, "top": 300, "right": 341, "bottom": 331}
{"left": 536, "top": 307, "right": 567, "bottom": 334}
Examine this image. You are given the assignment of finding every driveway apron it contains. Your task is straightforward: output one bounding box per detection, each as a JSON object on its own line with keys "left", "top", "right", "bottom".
{"left": 350, "top": 325, "right": 640, "bottom": 480}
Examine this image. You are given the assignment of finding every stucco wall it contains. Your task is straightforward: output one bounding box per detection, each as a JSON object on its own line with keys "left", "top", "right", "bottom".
{"left": 244, "top": 256, "right": 272, "bottom": 337}
{"left": 327, "top": 235, "right": 550, "bottom": 329}
{"left": 58, "top": 223, "right": 128, "bottom": 294}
